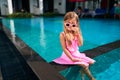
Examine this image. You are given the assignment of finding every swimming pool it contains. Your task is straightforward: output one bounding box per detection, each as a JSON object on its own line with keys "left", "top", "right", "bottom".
{"left": 2, "top": 17, "right": 120, "bottom": 62}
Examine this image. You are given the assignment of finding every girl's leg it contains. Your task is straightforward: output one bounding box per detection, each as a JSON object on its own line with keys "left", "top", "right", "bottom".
{"left": 78, "top": 63, "right": 95, "bottom": 80}
{"left": 79, "top": 69, "right": 85, "bottom": 80}
{"left": 83, "top": 67, "right": 95, "bottom": 80}
{"left": 78, "top": 64, "right": 86, "bottom": 80}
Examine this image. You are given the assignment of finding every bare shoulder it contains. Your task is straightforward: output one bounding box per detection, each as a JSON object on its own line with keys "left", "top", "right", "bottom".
{"left": 60, "top": 32, "right": 64, "bottom": 37}
{"left": 60, "top": 32, "right": 65, "bottom": 41}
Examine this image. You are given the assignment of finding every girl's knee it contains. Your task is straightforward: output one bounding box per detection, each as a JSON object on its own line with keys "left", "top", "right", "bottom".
{"left": 89, "top": 61, "right": 95, "bottom": 65}
{"left": 79, "top": 64, "right": 88, "bottom": 69}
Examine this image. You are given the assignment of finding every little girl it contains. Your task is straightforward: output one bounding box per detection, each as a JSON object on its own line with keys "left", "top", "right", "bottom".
{"left": 53, "top": 11, "right": 95, "bottom": 80}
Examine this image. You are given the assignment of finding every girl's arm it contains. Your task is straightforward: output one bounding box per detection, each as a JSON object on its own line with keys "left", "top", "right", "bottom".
{"left": 60, "top": 33, "right": 80, "bottom": 62}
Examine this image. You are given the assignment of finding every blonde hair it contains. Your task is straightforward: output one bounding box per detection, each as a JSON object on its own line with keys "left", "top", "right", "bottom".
{"left": 63, "top": 11, "right": 81, "bottom": 45}
{"left": 64, "top": 11, "right": 79, "bottom": 22}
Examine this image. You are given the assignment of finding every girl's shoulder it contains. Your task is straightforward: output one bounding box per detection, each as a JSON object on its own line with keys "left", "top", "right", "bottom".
{"left": 61, "top": 31, "right": 64, "bottom": 34}
{"left": 60, "top": 32, "right": 66, "bottom": 39}
{"left": 60, "top": 32, "right": 65, "bottom": 36}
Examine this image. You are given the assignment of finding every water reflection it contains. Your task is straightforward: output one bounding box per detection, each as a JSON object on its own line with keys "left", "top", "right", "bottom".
{"left": 39, "top": 18, "right": 46, "bottom": 48}
{"left": 10, "top": 19, "right": 16, "bottom": 43}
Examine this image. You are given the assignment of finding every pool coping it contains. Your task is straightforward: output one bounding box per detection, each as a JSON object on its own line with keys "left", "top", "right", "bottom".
{"left": 1, "top": 24, "right": 120, "bottom": 80}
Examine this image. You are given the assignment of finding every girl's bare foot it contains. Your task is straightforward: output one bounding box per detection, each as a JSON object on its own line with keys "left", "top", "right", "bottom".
{"left": 91, "top": 77, "right": 96, "bottom": 80}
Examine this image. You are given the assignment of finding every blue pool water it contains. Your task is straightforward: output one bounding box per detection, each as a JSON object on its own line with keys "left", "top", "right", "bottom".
{"left": 2, "top": 17, "right": 120, "bottom": 62}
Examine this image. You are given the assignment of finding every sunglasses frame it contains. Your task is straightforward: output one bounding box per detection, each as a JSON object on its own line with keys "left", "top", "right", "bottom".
{"left": 65, "top": 23, "right": 77, "bottom": 27}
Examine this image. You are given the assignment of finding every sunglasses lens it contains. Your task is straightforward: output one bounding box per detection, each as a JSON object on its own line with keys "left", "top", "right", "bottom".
{"left": 66, "top": 24, "right": 70, "bottom": 27}
{"left": 72, "top": 25, "right": 76, "bottom": 27}
{"left": 66, "top": 23, "right": 76, "bottom": 27}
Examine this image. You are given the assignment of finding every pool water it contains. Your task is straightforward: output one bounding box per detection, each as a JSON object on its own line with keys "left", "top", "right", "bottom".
{"left": 60, "top": 48, "right": 120, "bottom": 80}
{"left": 2, "top": 17, "right": 120, "bottom": 62}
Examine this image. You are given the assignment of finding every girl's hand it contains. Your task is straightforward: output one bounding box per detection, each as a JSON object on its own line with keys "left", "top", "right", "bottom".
{"left": 72, "top": 58, "right": 82, "bottom": 62}
{"left": 72, "top": 27, "right": 80, "bottom": 35}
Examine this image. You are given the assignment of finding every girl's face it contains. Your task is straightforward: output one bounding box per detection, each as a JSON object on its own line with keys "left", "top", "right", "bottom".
{"left": 64, "top": 18, "right": 78, "bottom": 32}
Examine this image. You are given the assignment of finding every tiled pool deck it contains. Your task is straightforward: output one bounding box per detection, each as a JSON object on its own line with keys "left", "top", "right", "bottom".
{"left": 0, "top": 67, "right": 2, "bottom": 80}
{"left": 0, "top": 30, "right": 39, "bottom": 80}
{"left": 0, "top": 21, "right": 120, "bottom": 80}
{"left": 0, "top": 22, "right": 66, "bottom": 80}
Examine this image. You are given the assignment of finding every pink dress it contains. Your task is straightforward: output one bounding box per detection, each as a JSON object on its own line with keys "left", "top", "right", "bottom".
{"left": 53, "top": 32, "right": 95, "bottom": 67}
